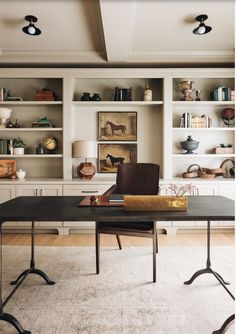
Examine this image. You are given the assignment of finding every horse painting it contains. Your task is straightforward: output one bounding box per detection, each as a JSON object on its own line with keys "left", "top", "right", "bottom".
{"left": 106, "top": 154, "right": 125, "bottom": 167}
{"left": 106, "top": 121, "right": 126, "bottom": 136}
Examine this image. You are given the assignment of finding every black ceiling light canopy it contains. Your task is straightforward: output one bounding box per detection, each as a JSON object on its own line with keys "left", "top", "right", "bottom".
{"left": 22, "top": 15, "right": 41, "bottom": 36}
{"left": 193, "top": 14, "right": 212, "bottom": 35}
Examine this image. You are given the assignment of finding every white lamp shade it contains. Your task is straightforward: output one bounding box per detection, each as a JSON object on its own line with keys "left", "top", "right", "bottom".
{"left": 73, "top": 141, "right": 97, "bottom": 159}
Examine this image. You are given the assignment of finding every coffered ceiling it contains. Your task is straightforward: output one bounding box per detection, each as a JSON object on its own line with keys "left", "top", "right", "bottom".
{"left": 0, "top": 0, "right": 234, "bottom": 66}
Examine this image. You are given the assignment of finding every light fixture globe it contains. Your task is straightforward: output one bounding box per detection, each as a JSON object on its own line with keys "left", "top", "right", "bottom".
{"left": 22, "top": 15, "right": 41, "bottom": 36}
{"left": 193, "top": 14, "right": 212, "bottom": 35}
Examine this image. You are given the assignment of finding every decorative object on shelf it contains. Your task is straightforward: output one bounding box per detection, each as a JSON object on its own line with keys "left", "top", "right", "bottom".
{"left": 220, "top": 159, "right": 235, "bottom": 178}
{"left": 12, "top": 137, "right": 26, "bottom": 155}
{"left": 0, "top": 88, "right": 11, "bottom": 101}
{"left": 180, "top": 135, "right": 199, "bottom": 154}
{"left": 73, "top": 140, "right": 97, "bottom": 179}
{"left": 98, "top": 112, "right": 137, "bottom": 141}
{"left": 6, "top": 96, "right": 23, "bottom": 101}
{"left": 0, "top": 159, "right": 16, "bottom": 178}
{"left": 182, "top": 164, "right": 201, "bottom": 178}
{"left": 36, "top": 144, "right": 44, "bottom": 154}
{"left": 195, "top": 90, "right": 201, "bottom": 101}
{"left": 32, "top": 116, "right": 53, "bottom": 128}
{"left": 6, "top": 121, "right": 14, "bottom": 128}
{"left": 0, "top": 108, "right": 12, "bottom": 128}
{"left": 22, "top": 15, "right": 41, "bottom": 36}
{"left": 91, "top": 93, "right": 101, "bottom": 101}
{"left": 13, "top": 119, "right": 21, "bottom": 128}
{"left": 16, "top": 169, "right": 26, "bottom": 179}
{"left": 182, "top": 164, "right": 225, "bottom": 179}
{"left": 81, "top": 92, "right": 91, "bottom": 101}
{"left": 193, "top": 14, "right": 212, "bottom": 35}
{"left": 34, "top": 87, "right": 56, "bottom": 101}
{"left": 98, "top": 143, "right": 137, "bottom": 173}
{"left": 43, "top": 136, "right": 58, "bottom": 153}
{"left": 112, "top": 87, "right": 133, "bottom": 101}
{"left": 168, "top": 183, "right": 197, "bottom": 196}
{"left": 220, "top": 108, "right": 235, "bottom": 127}
{"left": 143, "top": 85, "right": 152, "bottom": 101}
{"left": 180, "top": 81, "right": 194, "bottom": 101}
{"left": 214, "top": 144, "right": 233, "bottom": 154}
{"left": 9, "top": 140, "right": 13, "bottom": 155}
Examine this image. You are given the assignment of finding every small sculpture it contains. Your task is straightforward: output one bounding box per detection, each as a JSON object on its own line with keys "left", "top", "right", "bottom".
{"left": 180, "top": 81, "right": 194, "bottom": 101}
{"left": 180, "top": 136, "right": 199, "bottom": 154}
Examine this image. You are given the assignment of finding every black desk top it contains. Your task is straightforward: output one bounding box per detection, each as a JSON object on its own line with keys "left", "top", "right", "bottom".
{"left": 0, "top": 196, "right": 234, "bottom": 224}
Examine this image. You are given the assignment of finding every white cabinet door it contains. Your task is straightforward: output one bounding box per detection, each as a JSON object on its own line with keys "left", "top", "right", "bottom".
{"left": 0, "top": 185, "right": 17, "bottom": 227}
{"left": 63, "top": 184, "right": 112, "bottom": 231}
{"left": 218, "top": 183, "right": 235, "bottom": 227}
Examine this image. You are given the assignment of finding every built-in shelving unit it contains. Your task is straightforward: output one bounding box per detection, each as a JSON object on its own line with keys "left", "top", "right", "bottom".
{"left": 0, "top": 68, "right": 234, "bottom": 234}
{"left": 171, "top": 75, "right": 235, "bottom": 179}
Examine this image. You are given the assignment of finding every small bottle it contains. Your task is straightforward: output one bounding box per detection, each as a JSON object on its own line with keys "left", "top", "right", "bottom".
{"left": 144, "top": 85, "right": 152, "bottom": 101}
{"left": 9, "top": 140, "right": 13, "bottom": 155}
{"left": 14, "top": 119, "right": 20, "bottom": 128}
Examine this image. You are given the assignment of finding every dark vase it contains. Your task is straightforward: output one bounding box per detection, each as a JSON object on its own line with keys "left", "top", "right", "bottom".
{"left": 91, "top": 93, "right": 101, "bottom": 101}
{"left": 13, "top": 119, "right": 20, "bottom": 128}
{"left": 81, "top": 92, "right": 91, "bottom": 101}
{"left": 36, "top": 144, "right": 44, "bottom": 154}
{"left": 6, "top": 121, "right": 14, "bottom": 128}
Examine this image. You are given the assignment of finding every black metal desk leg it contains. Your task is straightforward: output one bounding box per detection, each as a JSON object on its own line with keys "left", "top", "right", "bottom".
{"left": 0, "top": 223, "right": 31, "bottom": 333}
{"left": 10, "top": 221, "right": 55, "bottom": 286}
{"left": 184, "top": 221, "right": 230, "bottom": 285}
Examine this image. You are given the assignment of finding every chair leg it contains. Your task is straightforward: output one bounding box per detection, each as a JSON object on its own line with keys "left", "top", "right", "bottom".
{"left": 156, "top": 232, "right": 158, "bottom": 254}
{"left": 116, "top": 235, "right": 122, "bottom": 250}
{"left": 153, "top": 233, "right": 157, "bottom": 283}
{"left": 95, "top": 222, "right": 100, "bottom": 274}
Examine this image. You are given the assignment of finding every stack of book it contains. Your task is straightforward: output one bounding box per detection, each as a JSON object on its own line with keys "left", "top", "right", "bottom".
{"left": 112, "top": 87, "right": 133, "bottom": 101}
{"left": 180, "top": 113, "right": 212, "bottom": 128}
{"left": 209, "top": 87, "right": 233, "bottom": 101}
{"left": 0, "top": 139, "right": 11, "bottom": 154}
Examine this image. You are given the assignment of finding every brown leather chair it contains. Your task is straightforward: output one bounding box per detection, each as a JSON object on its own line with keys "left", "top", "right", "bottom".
{"left": 96, "top": 163, "right": 160, "bottom": 282}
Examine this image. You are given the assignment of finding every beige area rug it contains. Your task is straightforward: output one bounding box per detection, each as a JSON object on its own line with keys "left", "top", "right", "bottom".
{"left": 0, "top": 245, "right": 234, "bottom": 334}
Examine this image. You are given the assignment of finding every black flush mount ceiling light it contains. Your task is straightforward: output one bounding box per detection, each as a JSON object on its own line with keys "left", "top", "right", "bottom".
{"left": 193, "top": 14, "right": 212, "bottom": 35}
{"left": 22, "top": 15, "right": 41, "bottom": 36}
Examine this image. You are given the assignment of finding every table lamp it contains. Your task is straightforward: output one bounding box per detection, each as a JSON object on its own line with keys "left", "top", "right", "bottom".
{"left": 73, "top": 141, "right": 97, "bottom": 179}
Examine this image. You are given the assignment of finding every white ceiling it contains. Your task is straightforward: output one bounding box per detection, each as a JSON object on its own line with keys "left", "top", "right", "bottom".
{"left": 0, "top": 0, "right": 234, "bottom": 66}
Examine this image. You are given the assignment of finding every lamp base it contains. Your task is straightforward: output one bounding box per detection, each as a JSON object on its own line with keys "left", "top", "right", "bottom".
{"left": 77, "top": 162, "right": 96, "bottom": 179}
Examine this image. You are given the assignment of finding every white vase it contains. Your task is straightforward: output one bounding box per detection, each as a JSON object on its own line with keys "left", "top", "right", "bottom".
{"left": 13, "top": 147, "right": 24, "bottom": 155}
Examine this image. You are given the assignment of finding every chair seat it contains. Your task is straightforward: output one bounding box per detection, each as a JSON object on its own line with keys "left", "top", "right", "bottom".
{"left": 97, "top": 221, "right": 154, "bottom": 234}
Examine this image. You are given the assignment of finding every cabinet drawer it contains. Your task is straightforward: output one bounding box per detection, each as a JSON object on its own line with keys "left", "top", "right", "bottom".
{"left": 63, "top": 184, "right": 111, "bottom": 196}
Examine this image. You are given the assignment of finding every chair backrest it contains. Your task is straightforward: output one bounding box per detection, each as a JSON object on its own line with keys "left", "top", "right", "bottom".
{"left": 116, "top": 163, "right": 160, "bottom": 195}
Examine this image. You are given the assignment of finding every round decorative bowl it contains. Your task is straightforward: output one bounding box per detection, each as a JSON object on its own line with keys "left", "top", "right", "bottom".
{"left": 16, "top": 169, "right": 26, "bottom": 179}
{"left": 180, "top": 136, "right": 199, "bottom": 154}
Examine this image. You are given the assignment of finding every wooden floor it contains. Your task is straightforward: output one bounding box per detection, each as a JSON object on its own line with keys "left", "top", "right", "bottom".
{"left": 2, "top": 232, "right": 234, "bottom": 247}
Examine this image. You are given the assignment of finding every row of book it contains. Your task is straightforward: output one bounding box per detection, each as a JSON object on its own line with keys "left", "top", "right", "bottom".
{"left": 112, "top": 87, "right": 133, "bottom": 101}
{"left": 209, "top": 87, "right": 234, "bottom": 101}
{"left": 180, "top": 113, "right": 212, "bottom": 128}
{"left": 0, "top": 139, "right": 13, "bottom": 154}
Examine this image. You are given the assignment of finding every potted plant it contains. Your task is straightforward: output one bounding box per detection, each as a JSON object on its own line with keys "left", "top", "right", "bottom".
{"left": 12, "top": 137, "right": 26, "bottom": 155}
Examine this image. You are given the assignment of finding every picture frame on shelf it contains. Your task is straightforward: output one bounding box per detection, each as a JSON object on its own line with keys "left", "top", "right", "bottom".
{"left": 98, "top": 111, "right": 137, "bottom": 141}
{"left": 98, "top": 143, "right": 137, "bottom": 173}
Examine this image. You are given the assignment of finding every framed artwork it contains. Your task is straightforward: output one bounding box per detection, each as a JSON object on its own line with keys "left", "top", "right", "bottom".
{"left": 98, "top": 112, "right": 137, "bottom": 141}
{"left": 98, "top": 143, "right": 137, "bottom": 173}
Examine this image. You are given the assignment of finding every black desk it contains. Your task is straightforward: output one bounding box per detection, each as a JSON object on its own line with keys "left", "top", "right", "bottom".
{"left": 0, "top": 195, "right": 234, "bottom": 334}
